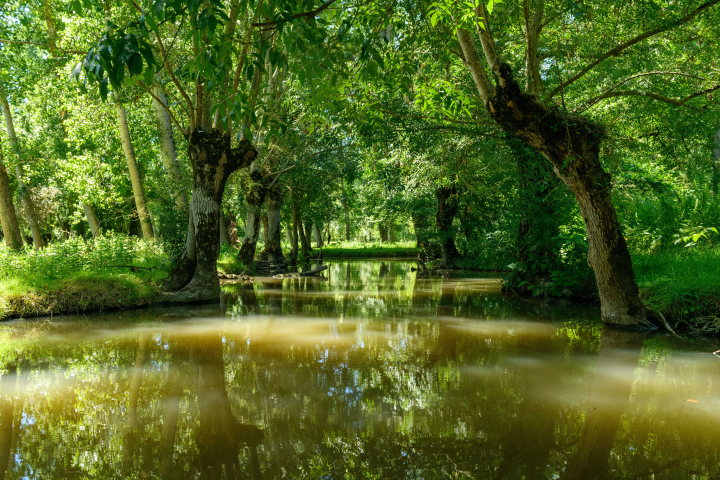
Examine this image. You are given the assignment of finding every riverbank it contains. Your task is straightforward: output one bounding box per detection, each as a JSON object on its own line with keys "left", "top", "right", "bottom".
{"left": 2, "top": 241, "right": 719, "bottom": 335}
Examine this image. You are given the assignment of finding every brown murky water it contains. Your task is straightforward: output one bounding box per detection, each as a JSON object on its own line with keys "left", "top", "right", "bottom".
{"left": 0, "top": 260, "right": 718, "bottom": 479}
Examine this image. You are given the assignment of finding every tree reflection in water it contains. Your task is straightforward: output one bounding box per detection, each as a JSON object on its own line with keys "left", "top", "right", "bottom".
{"left": 0, "top": 261, "right": 717, "bottom": 479}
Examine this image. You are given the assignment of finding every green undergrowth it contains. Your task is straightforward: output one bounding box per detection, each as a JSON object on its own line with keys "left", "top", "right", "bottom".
{"left": 217, "top": 244, "right": 252, "bottom": 274}
{"left": 304, "top": 241, "right": 418, "bottom": 259}
{"left": 633, "top": 248, "right": 720, "bottom": 333}
{"left": 0, "top": 233, "right": 168, "bottom": 320}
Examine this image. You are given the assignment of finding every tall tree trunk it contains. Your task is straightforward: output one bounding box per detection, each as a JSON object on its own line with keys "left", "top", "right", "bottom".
{"left": 261, "top": 214, "right": 269, "bottom": 244}
{"left": 341, "top": 178, "right": 350, "bottom": 241}
{"left": 379, "top": 225, "right": 387, "bottom": 242}
{"left": 312, "top": 223, "right": 323, "bottom": 248}
{"left": 304, "top": 223, "right": 313, "bottom": 255}
{"left": 83, "top": 203, "right": 100, "bottom": 238}
{"left": 389, "top": 224, "right": 395, "bottom": 243}
{"left": 0, "top": 84, "right": 44, "bottom": 249}
{"left": 153, "top": 87, "right": 188, "bottom": 209}
{"left": 259, "top": 184, "right": 288, "bottom": 268}
{"left": 297, "top": 213, "right": 310, "bottom": 260}
{"left": 237, "top": 165, "right": 266, "bottom": 267}
{"left": 456, "top": 40, "right": 649, "bottom": 325}
{"left": 289, "top": 206, "right": 300, "bottom": 266}
{"left": 219, "top": 211, "right": 230, "bottom": 246}
{"left": 162, "top": 132, "right": 257, "bottom": 301}
{"left": 436, "top": 185, "right": 460, "bottom": 268}
{"left": 0, "top": 146, "right": 22, "bottom": 250}
{"left": 117, "top": 105, "right": 154, "bottom": 241}
{"left": 561, "top": 328, "right": 644, "bottom": 480}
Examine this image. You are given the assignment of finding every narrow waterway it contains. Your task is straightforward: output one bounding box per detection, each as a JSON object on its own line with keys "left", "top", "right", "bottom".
{"left": 0, "top": 260, "right": 717, "bottom": 479}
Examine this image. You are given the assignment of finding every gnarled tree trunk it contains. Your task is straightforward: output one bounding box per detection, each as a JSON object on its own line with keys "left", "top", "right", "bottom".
{"left": 486, "top": 64, "right": 649, "bottom": 326}
{"left": 436, "top": 185, "right": 460, "bottom": 268}
{"left": 162, "top": 131, "right": 256, "bottom": 301}
{"left": 237, "top": 164, "right": 266, "bottom": 267}
{"left": 259, "top": 183, "right": 288, "bottom": 269}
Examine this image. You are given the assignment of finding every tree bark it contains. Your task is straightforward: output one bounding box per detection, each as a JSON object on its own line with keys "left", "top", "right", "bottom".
{"left": 304, "top": 223, "right": 313, "bottom": 255}
{"left": 297, "top": 213, "right": 310, "bottom": 260}
{"left": 117, "top": 105, "right": 155, "bottom": 241}
{"left": 83, "top": 203, "right": 101, "bottom": 238}
{"left": 237, "top": 165, "right": 266, "bottom": 267}
{"left": 219, "top": 210, "right": 230, "bottom": 246}
{"left": 0, "top": 146, "right": 22, "bottom": 250}
{"left": 379, "top": 225, "right": 388, "bottom": 242}
{"left": 152, "top": 86, "right": 188, "bottom": 209}
{"left": 312, "top": 223, "right": 323, "bottom": 248}
{"left": 342, "top": 178, "right": 351, "bottom": 241}
{"left": 259, "top": 183, "right": 288, "bottom": 268}
{"left": 389, "top": 225, "right": 395, "bottom": 243}
{"left": 289, "top": 206, "right": 300, "bottom": 266}
{"left": 261, "top": 214, "right": 269, "bottom": 244}
{"left": 436, "top": 185, "right": 461, "bottom": 268}
{"left": 162, "top": 132, "right": 257, "bottom": 301}
{"left": 0, "top": 84, "right": 44, "bottom": 249}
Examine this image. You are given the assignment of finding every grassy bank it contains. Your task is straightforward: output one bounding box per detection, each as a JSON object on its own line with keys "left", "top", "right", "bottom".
{"left": 634, "top": 248, "right": 720, "bottom": 333}
{"left": 302, "top": 240, "right": 418, "bottom": 259}
{"left": 0, "top": 234, "right": 167, "bottom": 320}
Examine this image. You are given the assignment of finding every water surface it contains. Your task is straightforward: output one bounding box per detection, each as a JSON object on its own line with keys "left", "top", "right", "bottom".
{"left": 0, "top": 260, "right": 718, "bottom": 479}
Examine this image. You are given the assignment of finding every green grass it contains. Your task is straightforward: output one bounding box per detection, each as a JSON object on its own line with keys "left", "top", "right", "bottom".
{"left": 302, "top": 240, "right": 418, "bottom": 259}
{"left": 217, "top": 244, "right": 251, "bottom": 274}
{"left": 0, "top": 233, "right": 168, "bottom": 320}
{"left": 634, "top": 248, "right": 720, "bottom": 332}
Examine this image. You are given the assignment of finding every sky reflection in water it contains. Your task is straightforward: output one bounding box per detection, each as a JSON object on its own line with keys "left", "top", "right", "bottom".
{"left": 0, "top": 260, "right": 718, "bottom": 479}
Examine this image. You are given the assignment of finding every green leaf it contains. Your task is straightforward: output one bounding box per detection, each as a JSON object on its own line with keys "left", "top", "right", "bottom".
{"left": 99, "top": 78, "right": 109, "bottom": 100}
{"left": 143, "top": 64, "right": 155, "bottom": 85}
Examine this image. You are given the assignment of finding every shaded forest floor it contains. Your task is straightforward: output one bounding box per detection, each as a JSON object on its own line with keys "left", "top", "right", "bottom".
{"left": 1, "top": 237, "right": 719, "bottom": 335}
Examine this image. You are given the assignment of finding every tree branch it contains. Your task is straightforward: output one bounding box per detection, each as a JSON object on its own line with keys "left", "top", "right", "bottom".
{"left": 252, "top": 0, "right": 339, "bottom": 27}
{"left": 578, "top": 71, "right": 710, "bottom": 112}
{"left": 547, "top": 0, "right": 720, "bottom": 98}
{"left": 586, "top": 84, "right": 720, "bottom": 110}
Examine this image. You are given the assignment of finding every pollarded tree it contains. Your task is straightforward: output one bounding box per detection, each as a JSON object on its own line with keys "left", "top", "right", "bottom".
{"left": 425, "top": 0, "right": 720, "bottom": 327}
{"left": 76, "top": 0, "right": 378, "bottom": 300}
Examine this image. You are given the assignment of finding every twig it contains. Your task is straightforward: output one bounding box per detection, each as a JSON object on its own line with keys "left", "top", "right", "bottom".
{"left": 658, "top": 311, "right": 684, "bottom": 340}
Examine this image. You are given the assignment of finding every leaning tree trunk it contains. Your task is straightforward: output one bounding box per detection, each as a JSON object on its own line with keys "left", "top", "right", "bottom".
{"left": 162, "top": 131, "right": 257, "bottom": 301}
{"left": 259, "top": 183, "right": 288, "bottom": 268}
{"left": 0, "top": 85, "right": 44, "bottom": 249}
{"left": 486, "top": 63, "right": 650, "bottom": 327}
{"left": 83, "top": 203, "right": 101, "bottom": 238}
{"left": 0, "top": 148, "right": 22, "bottom": 250}
{"left": 312, "top": 223, "right": 323, "bottom": 248}
{"left": 117, "top": 105, "right": 154, "bottom": 241}
{"left": 237, "top": 164, "right": 266, "bottom": 267}
{"left": 152, "top": 86, "right": 187, "bottom": 209}
{"left": 436, "top": 185, "right": 461, "bottom": 268}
